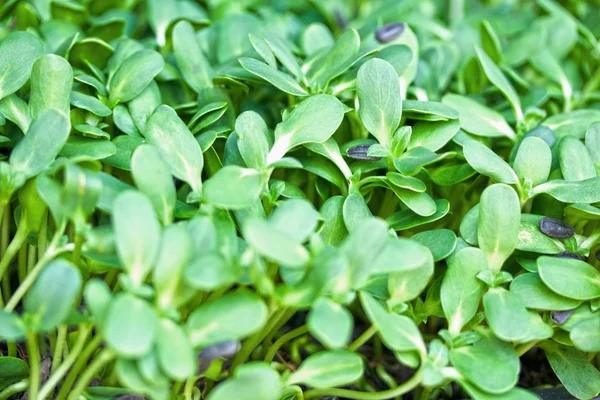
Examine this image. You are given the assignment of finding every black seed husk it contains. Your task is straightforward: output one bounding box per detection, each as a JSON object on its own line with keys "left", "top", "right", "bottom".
{"left": 375, "top": 23, "right": 406, "bottom": 44}
{"left": 347, "top": 144, "right": 381, "bottom": 161}
{"left": 550, "top": 309, "right": 575, "bottom": 325}
{"left": 596, "top": 249, "right": 600, "bottom": 261}
{"left": 554, "top": 251, "right": 584, "bottom": 261}
{"left": 539, "top": 217, "right": 575, "bottom": 239}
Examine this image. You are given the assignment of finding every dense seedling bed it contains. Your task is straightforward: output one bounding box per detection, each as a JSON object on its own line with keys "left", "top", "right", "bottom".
{"left": 1, "top": 0, "right": 600, "bottom": 399}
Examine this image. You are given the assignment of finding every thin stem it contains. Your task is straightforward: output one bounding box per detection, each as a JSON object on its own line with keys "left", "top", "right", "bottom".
{"left": 7, "top": 341, "right": 16, "bottom": 357}
{"left": 265, "top": 325, "right": 309, "bottom": 363}
{"left": 27, "top": 244, "right": 36, "bottom": 273}
{"left": 231, "top": 307, "right": 287, "bottom": 370}
{"left": 420, "top": 386, "right": 432, "bottom": 400}
{"left": 5, "top": 223, "right": 70, "bottom": 311}
{"left": 67, "top": 349, "right": 115, "bottom": 400}
{"left": 349, "top": 326, "right": 378, "bottom": 352}
{"left": 281, "top": 386, "right": 305, "bottom": 400}
{"left": 0, "top": 221, "right": 29, "bottom": 282}
{"left": 38, "top": 213, "right": 48, "bottom": 257}
{"left": 304, "top": 369, "right": 422, "bottom": 400}
{"left": 184, "top": 376, "right": 200, "bottom": 400}
{"left": 27, "top": 332, "right": 41, "bottom": 400}
{"left": 55, "top": 334, "right": 102, "bottom": 400}
{"left": 516, "top": 340, "right": 540, "bottom": 357}
{"left": 17, "top": 244, "right": 27, "bottom": 283}
{"left": 40, "top": 325, "right": 92, "bottom": 400}
{"left": 51, "top": 325, "right": 68, "bottom": 373}
{"left": 71, "top": 233, "right": 83, "bottom": 266}
{"left": 0, "top": 379, "right": 29, "bottom": 400}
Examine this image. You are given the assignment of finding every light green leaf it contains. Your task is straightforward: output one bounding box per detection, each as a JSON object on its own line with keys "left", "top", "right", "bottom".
{"left": 29, "top": 54, "right": 73, "bottom": 118}
{"left": 559, "top": 136, "right": 596, "bottom": 181}
{"left": 112, "top": 190, "right": 161, "bottom": 287}
{"left": 450, "top": 329, "right": 520, "bottom": 394}
{"left": 513, "top": 136, "right": 552, "bottom": 186}
{"left": 9, "top": 109, "right": 70, "bottom": 179}
{"left": 156, "top": 318, "right": 195, "bottom": 381}
{"left": 203, "top": 166, "right": 266, "bottom": 210}
{"left": 109, "top": 49, "right": 164, "bottom": 106}
{"left": 186, "top": 290, "right": 268, "bottom": 348}
{"left": 308, "top": 297, "right": 353, "bottom": 349}
{"left": 441, "top": 247, "right": 486, "bottom": 336}
{"left": 538, "top": 256, "right": 600, "bottom": 300}
{"left": 570, "top": 315, "right": 600, "bottom": 352}
{"left": 173, "top": 20, "right": 213, "bottom": 93}
{"left": 239, "top": 57, "right": 308, "bottom": 97}
{"left": 483, "top": 287, "right": 530, "bottom": 342}
{"left": 0, "top": 32, "right": 43, "bottom": 100}
{"left": 540, "top": 340, "right": 600, "bottom": 400}
{"left": 104, "top": 293, "right": 158, "bottom": 358}
{"left": 510, "top": 273, "right": 582, "bottom": 311}
{"left": 207, "top": 363, "right": 281, "bottom": 400}
{"left": 288, "top": 351, "right": 363, "bottom": 389}
{"left": 532, "top": 177, "right": 600, "bottom": 203}
{"left": 268, "top": 95, "right": 344, "bottom": 164}
{"left": 146, "top": 106, "right": 204, "bottom": 193}
{"left": 236, "top": 111, "right": 270, "bottom": 170}
{"left": 478, "top": 184, "right": 520, "bottom": 272}
{"left": 357, "top": 58, "right": 402, "bottom": 147}
{"left": 475, "top": 47, "right": 523, "bottom": 121}
{"left": 442, "top": 94, "right": 515, "bottom": 140}
{"left": 463, "top": 139, "right": 519, "bottom": 184}
{"left": 131, "top": 144, "right": 176, "bottom": 225}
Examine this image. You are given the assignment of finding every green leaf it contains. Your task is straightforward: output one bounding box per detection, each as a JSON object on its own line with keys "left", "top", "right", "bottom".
{"left": 236, "top": 111, "right": 270, "bottom": 170}
{"left": 146, "top": 106, "right": 204, "bottom": 193}
{"left": 9, "top": 109, "right": 70, "bottom": 179}
{"left": 70, "top": 91, "right": 111, "bottom": 117}
{"left": 203, "top": 166, "right": 266, "bottom": 210}
{"left": 288, "top": 351, "right": 363, "bottom": 388}
{"left": 387, "top": 199, "right": 450, "bottom": 231}
{"left": 412, "top": 229, "right": 457, "bottom": 262}
{"left": 463, "top": 139, "right": 519, "bottom": 184}
{"left": 386, "top": 172, "right": 426, "bottom": 192}
{"left": 173, "top": 20, "right": 213, "bottom": 93}
{"left": 270, "top": 199, "right": 320, "bottom": 243}
{"left": 540, "top": 340, "right": 600, "bottom": 400}
{"left": 243, "top": 217, "right": 309, "bottom": 268}
{"left": 542, "top": 110, "right": 600, "bottom": 140}
{"left": 186, "top": 290, "right": 268, "bottom": 348}
{"left": 513, "top": 136, "right": 552, "bottom": 187}
{"left": 357, "top": 58, "right": 402, "bottom": 147}
{"left": 0, "top": 357, "right": 29, "bottom": 391}
{"left": 207, "top": 363, "right": 281, "bottom": 400}
{"left": 263, "top": 32, "right": 303, "bottom": 81}
{"left": 0, "top": 32, "right": 43, "bottom": 100}
{"left": 156, "top": 318, "right": 195, "bottom": 381}
{"left": 537, "top": 256, "right": 600, "bottom": 300}
{"left": 402, "top": 100, "right": 459, "bottom": 121}
{"left": 570, "top": 314, "right": 600, "bottom": 352}
{"left": 24, "top": 259, "right": 82, "bottom": 332}
{"left": 441, "top": 247, "right": 486, "bottom": 336}
{"left": 104, "top": 293, "right": 158, "bottom": 358}
{"left": 450, "top": 329, "right": 520, "bottom": 394}
{"left": 308, "top": 297, "right": 353, "bottom": 349}
{"left": 409, "top": 119, "right": 460, "bottom": 152}
{"left": 559, "top": 136, "right": 596, "bottom": 181}
{"left": 510, "top": 273, "right": 582, "bottom": 311}
{"left": 483, "top": 287, "right": 530, "bottom": 342}
{"left": 442, "top": 94, "right": 515, "bottom": 140}
{"left": 586, "top": 122, "right": 600, "bottom": 166}
{"left": 128, "top": 81, "right": 162, "bottom": 133}
{"left": 29, "top": 54, "right": 73, "bottom": 118}
{"left": 0, "top": 94, "right": 30, "bottom": 133}
{"left": 475, "top": 47, "right": 523, "bottom": 121}
{"left": 109, "top": 49, "right": 164, "bottom": 106}
{"left": 388, "top": 184, "right": 436, "bottom": 217}
{"left": 0, "top": 311, "right": 25, "bottom": 341}
{"left": 309, "top": 29, "right": 360, "bottom": 87}
{"left": 268, "top": 95, "right": 344, "bottom": 164}
{"left": 131, "top": 144, "right": 176, "bottom": 225}
{"left": 112, "top": 190, "right": 161, "bottom": 287}
{"left": 532, "top": 177, "right": 600, "bottom": 203}
{"left": 478, "top": 184, "right": 520, "bottom": 272}
{"left": 239, "top": 57, "right": 308, "bottom": 97}
{"left": 184, "top": 252, "right": 236, "bottom": 291}
{"left": 360, "top": 291, "right": 425, "bottom": 354}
